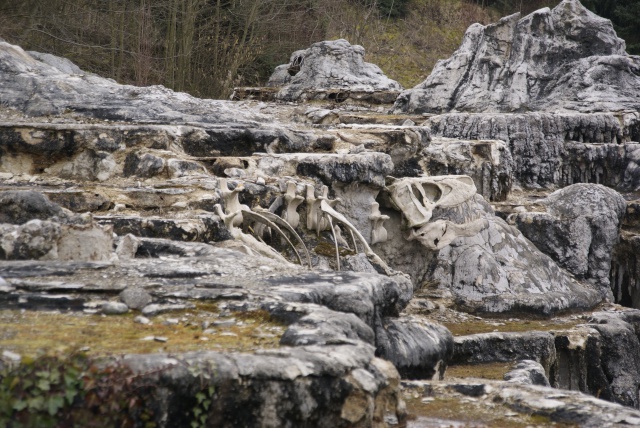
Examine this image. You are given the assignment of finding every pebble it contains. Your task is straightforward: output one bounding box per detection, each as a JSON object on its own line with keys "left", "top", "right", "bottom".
{"left": 212, "top": 318, "right": 236, "bottom": 327}
{"left": 203, "top": 329, "right": 217, "bottom": 335}
{"left": 220, "top": 332, "right": 238, "bottom": 337}
{"left": 134, "top": 315, "right": 151, "bottom": 325}
{"left": 2, "top": 350, "right": 21, "bottom": 362}
{"left": 154, "top": 336, "right": 168, "bottom": 343}
{"left": 142, "top": 303, "right": 194, "bottom": 316}
{"left": 102, "top": 302, "right": 129, "bottom": 315}
{"left": 163, "top": 318, "right": 179, "bottom": 326}
{"left": 120, "top": 286, "right": 152, "bottom": 309}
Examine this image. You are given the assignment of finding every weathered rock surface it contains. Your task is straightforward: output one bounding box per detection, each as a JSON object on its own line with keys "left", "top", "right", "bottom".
{"left": 121, "top": 344, "right": 404, "bottom": 428}
{"left": 611, "top": 232, "right": 640, "bottom": 308}
{"left": 452, "top": 331, "right": 557, "bottom": 369}
{"left": 268, "top": 39, "right": 402, "bottom": 102}
{"left": 427, "top": 112, "right": 640, "bottom": 190}
{"left": 2, "top": 7, "right": 640, "bottom": 424}
{"left": 375, "top": 316, "right": 453, "bottom": 380}
{"left": 448, "top": 308, "right": 640, "bottom": 409}
{"left": 511, "top": 183, "right": 626, "bottom": 297}
{"left": 422, "top": 137, "right": 513, "bottom": 201}
{"left": 0, "top": 242, "right": 415, "bottom": 425}
{"left": 504, "top": 360, "right": 551, "bottom": 386}
{"left": 393, "top": 0, "right": 640, "bottom": 114}
{"left": 382, "top": 180, "right": 602, "bottom": 315}
{"left": 0, "top": 41, "right": 263, "bottom": 125}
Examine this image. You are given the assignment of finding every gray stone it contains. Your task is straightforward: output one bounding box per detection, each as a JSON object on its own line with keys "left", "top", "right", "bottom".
{"left": 0, "top": 41, "right": 265, "bottom": 125}
{"left": 511, "top": 184, "right": 626, "bottom": 297}
{"left": 102, "top": 301, "right": 129, "bottom": 315}
{"left": 423, "top": 138, "right": 514, "bottom": 202}
{"left": 426, "top": 112, "right": 640, "bottom": 190}
{"left": 0, "top": 218, "right": 113, "bottom": 262}
{"left": 452, "top": 331, "right": 557, "bottom": 370}
{"left": 504, "top": 360, "right": 551, "bottom": 387}
{"left": 611, "top": 233, "right": 640, "bottom": 308}
{"left": 0, "top": 190, "right": 69, "bottom": 225}
{"left": 134, "top": 315, "right": 151, "bottom": 325}
{"left": 256, "top": 152, "right": 393, "bottom": 188}
{"left": 27, "top": 51, "right": 84, "bottom": 74}
{"left": 166, "top": 158, "right": 206, "bottom": 178}
{"left": 119, "top": 286, "right": 152, "bottom": 310}
{"left": 404, "top": 378, "right": 640, "bottom": 427}
{"left": 123, "top": 153, "right": 166, "bottom": 178}
{"left": 376, "top": 316, "right": 453, "bottom": 380}
{"left": 269, "top": 39, "right": 402, "bottom": 101}
{"left": 115, "top": 234, "right": 140, "bottom": 260}
{"left": 387, "top": 186, "right": 602, "bottom": 315}
{"left": 142, "top": 303, "right": 195, "bottom": 316}
{"left": 393, "top": 0, "right": 640, "bottom": 114}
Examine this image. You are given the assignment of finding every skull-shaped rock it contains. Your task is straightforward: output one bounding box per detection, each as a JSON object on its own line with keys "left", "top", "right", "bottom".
{"left": 386, "top": 175, "right": 477, "bottom": 228}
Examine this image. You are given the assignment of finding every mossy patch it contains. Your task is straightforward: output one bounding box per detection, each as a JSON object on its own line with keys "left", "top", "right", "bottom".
{"left": 0, "top": 303, "right": 284, "bottom": 358}
{"left": 446, "top": 362, "right": 512, "bottom": 381}
{"left": 442, "top": 318, "right": 582, "bottom": 337}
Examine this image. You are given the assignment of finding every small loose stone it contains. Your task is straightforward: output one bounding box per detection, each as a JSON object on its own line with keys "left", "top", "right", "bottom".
{"left": 102, "top": 302, "right": 129, "bottom": 315}
{"left": 134, "top": 315, "right": 151, "bottom": 325}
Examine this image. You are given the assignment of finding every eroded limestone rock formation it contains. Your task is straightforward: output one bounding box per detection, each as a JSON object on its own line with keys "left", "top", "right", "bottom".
{"left": 510, "top": 183, "right": 627, "bottom": 298}
{"left": 268, "top": 39, "right": 402, "bottom": 102}
{"left": 393, "top": 0, "right": 640, "bottom": 114}
{"left": 1, "top": 0, "right": 640, "bottom": 421}
{"left": 382, "top": 175, "right": 601, "bottom": 314}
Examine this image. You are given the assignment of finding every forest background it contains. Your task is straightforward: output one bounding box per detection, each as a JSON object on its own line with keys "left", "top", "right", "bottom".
{"left": 0, "top": 0, "right": 638, "bottom": 99}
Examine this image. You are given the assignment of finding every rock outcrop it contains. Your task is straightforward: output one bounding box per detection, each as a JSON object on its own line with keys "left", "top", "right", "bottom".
{"left": 381, "top": 176, "right": 602, "bottom": 315}
{"left": 268, "top": 39, "right": 402, "bottom": 102}
{"left": 2, "top": 0, "right": 640, "bottom": 423}
{"left": 393, "top": 0, "right": 640, "bottom": 114}
{"left": 426, "top": 112, "right": 640, "bottom": 190}
{"left": 510, "top": 183, "right": 627, "bottom": 298}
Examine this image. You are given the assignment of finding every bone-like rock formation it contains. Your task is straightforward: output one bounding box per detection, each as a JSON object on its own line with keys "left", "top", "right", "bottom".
{"left": 393, "top": 0, "right": 640, "bottom": 114}
{"left": 268, "top": 39, "right": 402, "bottom": 101}
{"left": 510, "top": 183, "right": 627, "bottom": 297}
{"left": 383, "top": 176, "right": 602, "bottom": 315}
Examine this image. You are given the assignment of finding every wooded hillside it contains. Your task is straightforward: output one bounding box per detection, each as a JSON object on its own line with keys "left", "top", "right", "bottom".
{"left": 0, "top": 0, "right": 637, "bottom": 99}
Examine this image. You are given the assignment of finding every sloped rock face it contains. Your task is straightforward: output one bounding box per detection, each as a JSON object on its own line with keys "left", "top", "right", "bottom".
{"left": 393, "top": 0, "right": 640, "bottom": 114}
{"left": 0, "top": 42, "right": 264, "bottom": 125}
{"left": 268, "top": 39, "right": 402, "bottom": 102}
{"left": 381, "top": 186, "right": 602, "bottom": 315}
{"left": 511, "top": 184, "right": 626, "bottom": 297}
